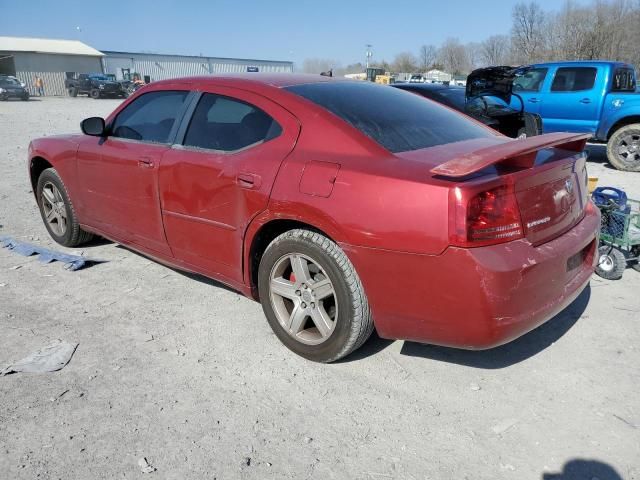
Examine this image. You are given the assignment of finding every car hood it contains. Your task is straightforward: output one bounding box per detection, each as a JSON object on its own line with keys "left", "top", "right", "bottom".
{"left": 465, "top": 66, "right": 530, "bottom": 104}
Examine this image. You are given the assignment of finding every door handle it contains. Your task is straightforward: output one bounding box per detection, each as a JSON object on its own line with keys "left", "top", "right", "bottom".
{"left": 527, "top": 98, "right": 539, "bottom": 103}
{"left": 138, "top": 156, "right": 154, "bottom": 168}
{"left": 579, "top": 98, "right": 591, "bottom": 104}
{"left": 236, "top": 173, "right": 261, "bottom": 189}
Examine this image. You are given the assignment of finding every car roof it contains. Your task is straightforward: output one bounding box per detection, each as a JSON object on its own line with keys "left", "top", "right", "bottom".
{"left": 394, "top": 83, "right": 463, "bottom": 92}
{"left": 531, "top": 60, "right": 633, "bottom": 68}
{"left": 149, "top": 73, "right": 346, "bottom": 89}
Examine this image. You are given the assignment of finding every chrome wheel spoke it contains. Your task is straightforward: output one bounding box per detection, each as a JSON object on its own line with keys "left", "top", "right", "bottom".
{"left": 313, "top": 278, "right": 334, "bottom": 300}
{"left": 42, "top": 187, "right": 55, "bottom": 205}
{"left": 270, "top": 277, "right": 298, "bottom": 300}
{"left": 288, "top": 302, "right": 308, "bottom": 334}
{"left": 310, "top": 306, "right": 333, "bottom": 338}
{"left": 290, "top": 254, "right": 312, "bottom": 283}
{"left": 45, "top": 209, "right": 56, "bottom": 221}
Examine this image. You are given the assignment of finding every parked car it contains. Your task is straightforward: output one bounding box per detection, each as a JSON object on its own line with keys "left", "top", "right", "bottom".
{"left": 65, "top": 73, "right": 127, "bottom": 99}
{"left": 0, "top": 75, "right": 29, "bottom": 101}
{"left": 408, "top": 74, "right": 425, "bottom": 83}
{"left": 513, "top": 61, "right": 640, "bottom": 171}
{"left": 394, "top": 68, "right": 542, "bottom": 138}
{"left": 28, "top": 75, "right": 599, "bottom": 362}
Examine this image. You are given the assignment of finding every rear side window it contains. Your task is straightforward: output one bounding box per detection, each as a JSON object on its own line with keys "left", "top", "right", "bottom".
{"left": 183, "top": 93, "right": 282, "bottom": 152}
{"left": 551, "top": 67, "right": 597, "bottom": 92}
{"left": 111, "top": 90, "right": 189, "bottom": 143}
{"left": 286, "top": 82, "right": 493, "bottom": 153}
{"left": 513, "top": 68, "right": 548, "bottom": 92}
{"left": 612, "top": 68, "right": 636, "bottom": 92}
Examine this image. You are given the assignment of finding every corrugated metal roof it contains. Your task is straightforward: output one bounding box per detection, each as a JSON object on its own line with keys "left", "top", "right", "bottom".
{"left": 102, "top": 51, "right": 292, "bottom": 65}
{"left": 0, "top": 36, "right": 104, "bottom": 56}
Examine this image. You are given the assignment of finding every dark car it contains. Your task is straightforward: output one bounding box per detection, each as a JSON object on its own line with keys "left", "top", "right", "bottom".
{"left": 27, "top": 74, "right": 598, "bottom": 362}
{"left": 394, "top": 68, "right": 542, "bottom": 138}
{"left": 0, "top": 75, "right": 29, "bottom": 101}
{"left": 65, "top": 73, "right": 127, "bottom": 99}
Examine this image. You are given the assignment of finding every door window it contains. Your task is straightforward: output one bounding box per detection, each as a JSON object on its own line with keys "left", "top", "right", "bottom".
{"left": 550, "top": 67, "right": 597, "bottom": 92}
{"left": 183, "top": 93, "right": 282, "bottom": 152}
{"left": 513, "top": 68, "right": 548, "bottom": 92}
{"left": 111, "top": 90, "right": 189, "bottom": 143}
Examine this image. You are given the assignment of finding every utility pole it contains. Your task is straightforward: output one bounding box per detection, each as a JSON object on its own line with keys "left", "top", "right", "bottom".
{"left": 365, "top": 44, "right": 372, "bottom": 69}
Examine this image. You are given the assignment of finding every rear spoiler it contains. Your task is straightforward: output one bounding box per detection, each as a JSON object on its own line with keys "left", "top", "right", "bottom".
{"left": 431, "top": 132, "right": 591, "bottom": 178}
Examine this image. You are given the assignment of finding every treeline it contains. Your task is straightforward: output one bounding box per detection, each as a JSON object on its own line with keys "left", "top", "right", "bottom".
{"left": 303, "top": 0, "right": 640, "bottom": 76}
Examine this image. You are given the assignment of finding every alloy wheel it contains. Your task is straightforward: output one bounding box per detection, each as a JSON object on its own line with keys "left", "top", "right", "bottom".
{"left": 617, "top": 133, "right": 640, "bottom": 166}
{"left": 268, "top": 253, "right": 338, "bottom": 345}
{"left": 41, "top": 181, "right": 68, "bottom": 236}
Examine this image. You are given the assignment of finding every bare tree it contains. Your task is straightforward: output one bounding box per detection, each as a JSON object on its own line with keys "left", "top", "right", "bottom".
{"left": 511, "top": 2, "right": 546, "bottom": 63}
{"left": 302, "top": 58, "right": 340, "bottom": 74}
{"left": 392, "top": 52, "right": 418, "bottom": 73}
{"left": 480, "top": 35, "right": 510, "bottom": 66}
{"left": 418, "top": 44, "right": 437, "bottom": 73}
{"left": 437, "top": 38, "right": 470, "bottom": 75}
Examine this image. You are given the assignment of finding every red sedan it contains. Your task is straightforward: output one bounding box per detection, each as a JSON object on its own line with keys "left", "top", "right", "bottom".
{"left": 28, "top": 74, "right": 599, "bottom": 362}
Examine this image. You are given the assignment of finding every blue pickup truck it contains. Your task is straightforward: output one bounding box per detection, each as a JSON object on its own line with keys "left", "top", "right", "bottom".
{"left": 511, "top": 61, "right": 640, "bottom": 171}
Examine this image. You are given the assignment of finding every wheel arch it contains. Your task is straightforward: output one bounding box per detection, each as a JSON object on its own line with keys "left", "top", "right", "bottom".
{"left": 245, "top": 217, "right": 340, "bottom": 301}
{"left": 29, "top": 155, "right": 54, "bottom": 194}
{"left": 607, "top": 115, "right": 640, "bottom": 140}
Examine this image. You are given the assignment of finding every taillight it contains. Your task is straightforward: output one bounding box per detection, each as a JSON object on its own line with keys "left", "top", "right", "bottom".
{"left": 450, "top": 184, "right": 523, "bottom": 247}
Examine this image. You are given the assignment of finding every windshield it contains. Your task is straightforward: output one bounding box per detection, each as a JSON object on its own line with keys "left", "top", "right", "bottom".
{"left": 89, "top": 75, "right": 110, "bottom": 81}
{"left": 285, "top": 81, "right": 493, "bottom": 153}
{"left": 0, "top": 77, "right": 21, "bottom": 86}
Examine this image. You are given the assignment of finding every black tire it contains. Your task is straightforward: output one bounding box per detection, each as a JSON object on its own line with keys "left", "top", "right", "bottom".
{"left": 36, "top": 168, "right": 93, "bottom": 247}
{"left": 90, "top": 89, "right": 101, "bottom": 99}
{"left": 68, "top": 87, "right": 78, "bottom": 97}
{"left": 607, "top": 124, "right": 640, "bottom": 172}
{"left": 258, "top": 229, "right": 373, "bottom": 362}
{"left": 595, "top": 245, "right": 626, "bottom": 280}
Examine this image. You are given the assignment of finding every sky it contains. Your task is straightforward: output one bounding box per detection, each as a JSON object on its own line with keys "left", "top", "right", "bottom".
{"left": 0, "top": 0, "right": 567, "bottom": 67}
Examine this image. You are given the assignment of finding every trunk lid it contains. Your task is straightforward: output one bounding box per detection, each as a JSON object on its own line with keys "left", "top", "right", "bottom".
{"left": 514, "top": 150, "right": 589, "bottom": 245}
{"left": 429, "top": 132, "right": 591, "bottom": 246}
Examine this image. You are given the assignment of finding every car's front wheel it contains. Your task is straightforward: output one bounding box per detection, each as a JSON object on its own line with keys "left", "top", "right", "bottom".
{"left": 258, "top": 229, "right": 373, "bottom": 362}
{"left": 36, "top": 168, "right": 93, "bottom": 247}
{"left": 90, "top": 89, "right": 101, "bottom": 99}
{"left": 607, "top": 124, "right": 640, "bottom": 171}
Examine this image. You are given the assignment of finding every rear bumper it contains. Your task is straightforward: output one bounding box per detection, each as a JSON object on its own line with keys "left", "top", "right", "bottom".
{"left": 342, "top": 203, "right": 600, "bottom": 349}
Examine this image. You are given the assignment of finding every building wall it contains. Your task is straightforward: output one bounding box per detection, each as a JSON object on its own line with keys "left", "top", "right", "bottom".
{"left": 8, "top": 52, "right": 103, "bottom": 96}
{"left": 102, "top": 52, "right": 293, "bottom": 82}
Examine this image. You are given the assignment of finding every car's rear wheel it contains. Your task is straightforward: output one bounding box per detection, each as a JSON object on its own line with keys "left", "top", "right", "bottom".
{"left": 607, "top": 124, "right": 640, "bottom": 172}
{"left": 595, "top": 245, "right": 626, "bottom": 280}
{"left": 36, "top": 168, "right": 93, "bottom": 247}
{"left": 68, "top": 87, "right": 78, "bottom": 97}
{"left": 258, "top": 229, "right": 373, "bottom": 362}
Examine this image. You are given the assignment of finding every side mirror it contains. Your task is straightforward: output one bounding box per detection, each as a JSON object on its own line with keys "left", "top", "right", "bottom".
{"left": 80, "top": 117, "right": 106, "bottom": 136}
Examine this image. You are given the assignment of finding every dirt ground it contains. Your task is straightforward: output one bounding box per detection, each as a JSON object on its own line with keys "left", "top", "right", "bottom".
{"left": 1, "top": 97, "right": 639, "bottom": 480}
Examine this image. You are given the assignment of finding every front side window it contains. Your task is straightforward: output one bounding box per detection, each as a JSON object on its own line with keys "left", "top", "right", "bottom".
{"left": 513, "top": 68, "right": 548, "bottom": 92}
{"left": 551, "top": 67, "right": 597, "bottom": 92}
{"left": 183, "top": 93, "right": 282, "bottom": 151}
{"left": 111, "top": 90, "right": 189, "bottom": 143}
{"left": 612, "top": 68, "right": 636, "bottom": 92}
{"left": 286, "top": 81, "right": 493, "bottom": 153}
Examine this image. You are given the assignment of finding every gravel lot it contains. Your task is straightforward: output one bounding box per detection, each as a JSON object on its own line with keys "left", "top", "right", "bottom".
{"left": 1, "top": 97, "right": 639, "bottom": 480}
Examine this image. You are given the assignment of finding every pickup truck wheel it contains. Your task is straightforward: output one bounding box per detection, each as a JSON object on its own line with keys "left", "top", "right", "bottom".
{"left": 607, "top": 124, "right": 640, "bottom": 171}
{"left": 90, "top": 89, "right": 101, "bottom": 99}
{"left": 68, "top": 87, "right": 77, "bottom": 97}
{"left": 258, "top": 229, "right": 373, "bottom": 362}
{"left": 36, "top": 168, "right": 94, "bottom": 247}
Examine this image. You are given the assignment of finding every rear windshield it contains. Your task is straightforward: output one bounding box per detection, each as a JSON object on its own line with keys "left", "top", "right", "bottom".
{"left": 285, "top": 81, "right": 493, "bottom": 153}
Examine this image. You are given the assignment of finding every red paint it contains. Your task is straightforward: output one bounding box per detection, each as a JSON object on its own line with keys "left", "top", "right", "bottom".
{"left": 28, "top": 74, "right": 600, "bottom": 350}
